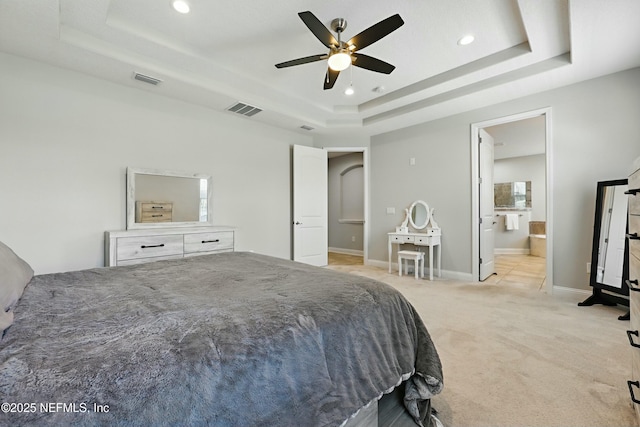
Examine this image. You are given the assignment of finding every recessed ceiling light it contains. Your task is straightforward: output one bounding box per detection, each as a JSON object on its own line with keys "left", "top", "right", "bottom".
{"left": 171, "top": 0, "right": 190, "bottom": 14}
{"left": 458, "top": 35, "right": 475, "bottom": 46}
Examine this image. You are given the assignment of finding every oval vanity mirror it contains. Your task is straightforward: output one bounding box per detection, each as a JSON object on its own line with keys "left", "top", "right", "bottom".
{"left": 409, "top": 200, "right": 431, "bottom": 230}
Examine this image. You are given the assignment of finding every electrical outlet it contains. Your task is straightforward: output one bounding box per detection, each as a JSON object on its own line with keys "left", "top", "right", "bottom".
{"left": 386, "top": 207, "right": 395, "bottom": 214}
{"left": 586, "top": 262, "right": 591, "bottom": 274}
{"left": 410, "top": 157, "right": 416, "bottom": 166}
{"left": 351, "top": 236, "right": 356, "bottom": 242}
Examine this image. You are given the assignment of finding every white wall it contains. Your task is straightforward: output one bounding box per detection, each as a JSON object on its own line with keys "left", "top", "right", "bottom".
{"left": 370, "top": 67, "right": 640, "bottom": 290}
{"left": 0, "top": 53, "right": 312, "bottom": 274}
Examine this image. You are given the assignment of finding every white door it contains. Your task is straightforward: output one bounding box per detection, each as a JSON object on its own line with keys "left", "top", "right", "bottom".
{"left": 293, "top": 145, "right": 328, "bottom": 266}
{"left": 479, "top": 129, "right": 495, "bottom": 281}
{"left": 602, "top": 184, "right": 629, "bottom": 287}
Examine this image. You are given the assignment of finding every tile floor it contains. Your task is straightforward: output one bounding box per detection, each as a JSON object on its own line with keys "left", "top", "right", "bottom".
{"left": 483, "top": 254, "right": 547, "bottom": 291}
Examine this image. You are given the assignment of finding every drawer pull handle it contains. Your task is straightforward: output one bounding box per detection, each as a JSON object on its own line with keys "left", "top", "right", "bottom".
{"left": 151, "top": 214, "right": 163, "bottom": 218}
{"left": 627, "top": 330, "right": 640, "bottom": 348}
{"left": 151, "top": 206, "right": 164, "bottom": 209}
{"left": 625, "top": 189, "right": 639, "bottom": 195}
{"left": 628, "top": 381, "right": 640, "bottom": 404}
{"left": 202, "top": 239, "right": 220, "bottom": 244}
{"left": 141, "top": 244, "right": 165, "bottom": 249}
{"left": 627, "top": 233, "right": 640, "bottom": 240}
{"left": 628, "top": 279, "right": 640, "bottom": 290}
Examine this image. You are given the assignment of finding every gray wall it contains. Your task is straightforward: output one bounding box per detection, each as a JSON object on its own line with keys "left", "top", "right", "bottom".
{"left": 328, "top": 153, "right": 364, "bottom": 253}
{"left": 0, "top": 52, "right": 311, "bottom": 274}
{"left": 369, "top": 67, "right": 640, "bottom": 290}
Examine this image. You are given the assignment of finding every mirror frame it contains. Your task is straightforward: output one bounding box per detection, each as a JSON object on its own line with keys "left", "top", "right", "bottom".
{"left": 126, "top": 167, "right": 213, "bottom": 230}
{"left": 408, "top": 200, "right": 431, "bottom": 230}
{"left": 588, "top": 178, "right": 629, "bottom": 296}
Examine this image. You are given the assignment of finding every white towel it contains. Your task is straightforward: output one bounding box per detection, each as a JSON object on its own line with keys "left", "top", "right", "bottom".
{"left": 505, "top": 214, "right": 519, "bottom": 231}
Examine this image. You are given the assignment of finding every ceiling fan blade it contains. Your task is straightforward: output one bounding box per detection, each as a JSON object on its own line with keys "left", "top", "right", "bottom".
{"left": 347, "top": 14, "right": 404, "bottom": 51}
{"left": 352, "top": 53, "right": 396, "bottom": 74}
{"left": 323, "top": 67, "right": 340, "bottom": 90}
{"left": 298, "top": 11, "right": 339, "bottom": 48}
{"left": 275, "top": 54, "right": 326, "bottom": 68}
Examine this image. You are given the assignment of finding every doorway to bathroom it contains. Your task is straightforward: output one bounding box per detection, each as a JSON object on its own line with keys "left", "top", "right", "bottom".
{"left": 326, "top": 148, "right": 367, "bottom": 266}
{"left": 471, "top": 108, "right": 552, "bottom": 292}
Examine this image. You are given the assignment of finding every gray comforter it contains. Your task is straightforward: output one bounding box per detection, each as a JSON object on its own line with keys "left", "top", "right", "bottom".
{"left": 0, "top": 252, "right": 443, "bottom": 427}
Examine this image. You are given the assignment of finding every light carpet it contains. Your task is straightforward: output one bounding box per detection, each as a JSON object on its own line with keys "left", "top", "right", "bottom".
{"left": 327, "top": 263, "right": 636, "bottom": 427}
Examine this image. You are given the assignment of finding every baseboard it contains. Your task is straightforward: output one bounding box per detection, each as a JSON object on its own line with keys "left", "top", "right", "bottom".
{"left": 329, "top": 248, "right": 364, "bottom": 256}
{"left": 494, "top": 248, "right": 530, "bottom": 255}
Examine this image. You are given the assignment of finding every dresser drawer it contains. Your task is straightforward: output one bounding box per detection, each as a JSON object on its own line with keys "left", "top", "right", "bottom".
{"left": 184, "top": 231, "right": 234, "bottom": 254}
{"left": 415, "top": 235, "right": 441, "bottom": 245}
{"left": 138, "top": 211, "right": 173, "bottom": 223}
{"left": 631, "top": 240, "right": 640, "bottom": 284}
{"left": 116, "top": 235, "right": 183, "bottom": 261}
{"left": 629, "top": 168, "right": 640, "bottom": 194}
{"left": 630, "top": 215, "right": 640, "bottom": 236}
{"left": 136, "top": 201, "right": 173, "bottom": 223}
{"left": 630, "top": 193, "right": 640, "bottom": 217}
{"left": 391, "top": 234, "right": 415, "bottom": 244}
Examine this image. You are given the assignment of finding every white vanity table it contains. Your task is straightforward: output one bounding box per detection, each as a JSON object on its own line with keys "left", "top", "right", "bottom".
{"left": 388, "top": 200, "right": 442, "bottom": 280}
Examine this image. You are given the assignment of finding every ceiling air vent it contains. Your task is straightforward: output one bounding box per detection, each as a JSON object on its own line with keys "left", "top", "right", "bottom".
{"left": 133, "top": 72, "right": 162, "bottom": 86}
{"left": 227, "top": 102, "right": 262, "bottom": 117}
{"left": 300, "top": 125, "right": 314, "bottom": 131}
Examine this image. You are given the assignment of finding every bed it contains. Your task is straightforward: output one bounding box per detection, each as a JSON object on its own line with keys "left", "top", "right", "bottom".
{"left": 0, "top": 241, "right": 443, "bottom": 426}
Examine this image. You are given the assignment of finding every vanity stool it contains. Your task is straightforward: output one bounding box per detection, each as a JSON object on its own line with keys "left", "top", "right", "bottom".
{"left": 398, "top": 250, "right": 424, "bottom": 279}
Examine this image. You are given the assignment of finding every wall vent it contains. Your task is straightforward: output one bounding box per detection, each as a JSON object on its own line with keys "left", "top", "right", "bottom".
{"left": 227, "top": 102, "right": 262, "bottom": 117}
{"left": 133, "top": 72, "right": 162, "bottom": 85}
{"left": 300, "top": 125, "right": 314, "bottom": 131}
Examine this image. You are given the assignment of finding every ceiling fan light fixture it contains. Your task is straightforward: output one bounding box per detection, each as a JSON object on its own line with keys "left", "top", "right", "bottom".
{"left": 328, "top": 51, "right": 351, "bottom": 71}
{"left": 171, "top": 0, "right": 190, "bottom": 14}
{"left": 344, "top": 85, "right": 355, "bottom": 95}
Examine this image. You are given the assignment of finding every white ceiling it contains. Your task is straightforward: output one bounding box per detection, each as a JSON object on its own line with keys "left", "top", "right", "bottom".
{"left": 1, "top": 0, "right": 639, "bottom": 138}
{"left": 486, "top": 115, "right": 546, "bottom": 160}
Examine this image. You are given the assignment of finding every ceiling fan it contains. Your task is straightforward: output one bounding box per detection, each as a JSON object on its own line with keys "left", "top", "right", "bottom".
{"left": 275, "top": 11, "right": 404, "bottom": 90}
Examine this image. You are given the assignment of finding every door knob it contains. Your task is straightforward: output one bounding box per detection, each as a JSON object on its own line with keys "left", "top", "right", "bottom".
{"left": 294, "top": 221, "right": 303, "bottom": 225}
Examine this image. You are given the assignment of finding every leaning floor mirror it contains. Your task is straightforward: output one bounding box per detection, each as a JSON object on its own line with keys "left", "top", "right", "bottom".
{"left": 579, "top": 179, "right": 630, "bottom": 320}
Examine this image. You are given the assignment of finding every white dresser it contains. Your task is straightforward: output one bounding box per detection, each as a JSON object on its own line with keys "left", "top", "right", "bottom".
{"left": 626, "top": 157, "right": 640, "bottom": 422}
{"left": 105, "top": 226, "right": 235, "bottom": 266}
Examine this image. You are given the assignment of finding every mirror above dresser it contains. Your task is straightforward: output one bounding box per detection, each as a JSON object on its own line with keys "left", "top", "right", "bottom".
{"left": 127, "top": 167, "right": 212, "bottom": 230}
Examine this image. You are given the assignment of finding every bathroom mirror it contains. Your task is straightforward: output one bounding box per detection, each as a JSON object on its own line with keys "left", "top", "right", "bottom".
{"left": 579, "top": 179, "right": 629, "bottom": 317}
{"left": 126, "top": 167, "right": 212, "bottom": 230}
{"left": 408, "top": 200, "right": 431, "bottom": 230}
{"left": 494, "top": 181, "right": 531, "bottom": 209}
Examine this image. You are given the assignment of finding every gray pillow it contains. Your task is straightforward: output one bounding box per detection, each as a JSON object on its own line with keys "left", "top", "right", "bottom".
{"left": 0, "top": 240, "right": 34, "bottom": 316}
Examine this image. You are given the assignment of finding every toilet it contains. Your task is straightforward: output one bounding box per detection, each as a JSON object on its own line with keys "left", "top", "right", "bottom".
{"left": 529, "top": 221, "right": 546, "bottom": 258}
